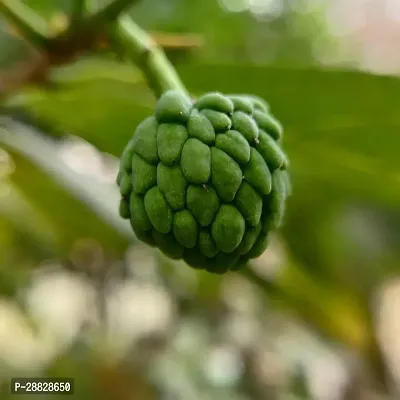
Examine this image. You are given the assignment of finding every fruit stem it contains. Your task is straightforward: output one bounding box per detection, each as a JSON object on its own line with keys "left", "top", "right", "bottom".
{"left": 108, "top": 14, "right": 189, "bottom": 98}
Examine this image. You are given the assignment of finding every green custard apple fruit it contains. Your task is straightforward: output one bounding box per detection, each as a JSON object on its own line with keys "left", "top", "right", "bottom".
{"left": 117, "top": 90, "right": 291, "bottom": 274}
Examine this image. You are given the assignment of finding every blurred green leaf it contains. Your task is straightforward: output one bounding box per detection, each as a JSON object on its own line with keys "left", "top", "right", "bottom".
{"left": 0, "top": 120, "right": 131, "bottom": 256}
{"left": 0, "top": 217, "right": 38, "bottom": 297}
{"left": 0, "top": 184, "right": 58, "bottom": 296}
{"left": 50, "top": 57, "right": 144, "bottom": 86}
{"left": 9, "top": 63, "right": 400, "bottom": 208}
{"left": 0, "top": 182, "right": 59, "bottom": 250}
{"left": 21, "top": 0, "right": 72, "bottom": 19}
{"left": 7, "top": 78, "right": 152, "bottom": 157}
{"left": 178, "top": 64, "right": 400, "bottom": 208}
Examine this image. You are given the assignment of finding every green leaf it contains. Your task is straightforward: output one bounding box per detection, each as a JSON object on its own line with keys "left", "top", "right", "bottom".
{"left": 0, "top": 216, "right": 42, "bottom": 297}
{"left": 0, "top": 119, "right": 132, "bottom": 256}
{"left": 0, "top": 181, "right": 59, "bottom": 252}
{"left": 49, "top": 57, "right": 144, "bottom": 86}
{"left": 20, "top": 0, "right": 72, "bottom": 19}
{"left": 10, "top": 63, "right": 400, "bottom": 208}
{"left": 7, "top": 77, "right": 152, "bottom": 156}
{"left": 178, "top": 64, "right": 400, "bottom": 207}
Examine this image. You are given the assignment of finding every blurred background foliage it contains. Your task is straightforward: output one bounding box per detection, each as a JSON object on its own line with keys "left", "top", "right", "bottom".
{"left": 0, "top": 0, "right": 400, "bottom": 399}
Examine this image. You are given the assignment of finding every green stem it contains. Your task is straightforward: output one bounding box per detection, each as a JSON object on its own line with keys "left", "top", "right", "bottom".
{"left": 71, "top": 0, "right": 91, "bottom": 21}
{"left": 72, "top": 0, "right": 136, "bottom": 24}
{"left": 89, "top": 0, "right": 138, "bottom": 24}
{"left": 109, "top": 14, "right": 188, "bottom": 98}
{"left": 0, "top": 0, "right": 48, "bottom": 47}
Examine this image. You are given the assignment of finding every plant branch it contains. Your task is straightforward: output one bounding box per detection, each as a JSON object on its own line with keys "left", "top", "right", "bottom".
{"left": 89, "top": 0, "right": 138, "bottom": 25}
{"left": 62, "top": 0, "right": 139, "bottom": 41}
{"left": 0, "top": 0, "right": 48, "bottom": 47}
{"left": 71, "top": 0, "right": 90, "bottom": 22}
{"left": 44, "top": 0, "right": 140, "bottom": 64}
{"left": 108, "top": 14, "right": 188, "bottom": 97}
{"left": 0, "top": 0, "right": 188, "bottom": 100}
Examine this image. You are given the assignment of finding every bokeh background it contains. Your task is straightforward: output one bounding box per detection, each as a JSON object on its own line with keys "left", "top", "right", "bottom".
{"left": 0, "top": 0, "right": 400, "bottom": 399}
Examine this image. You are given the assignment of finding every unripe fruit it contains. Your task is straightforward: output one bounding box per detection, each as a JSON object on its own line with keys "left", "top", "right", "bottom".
{"left": 117, "top": 90, "right": 291, "bottom": 273}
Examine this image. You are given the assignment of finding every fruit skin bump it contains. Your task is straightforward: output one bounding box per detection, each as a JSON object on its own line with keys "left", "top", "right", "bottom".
{"left": 117, "top": 90, "right": 291, "bottom": 274}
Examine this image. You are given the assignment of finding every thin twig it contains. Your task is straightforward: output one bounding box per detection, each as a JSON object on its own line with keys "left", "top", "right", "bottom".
{"left": 59, "top": 0, "right": 139, "bottom": 43}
